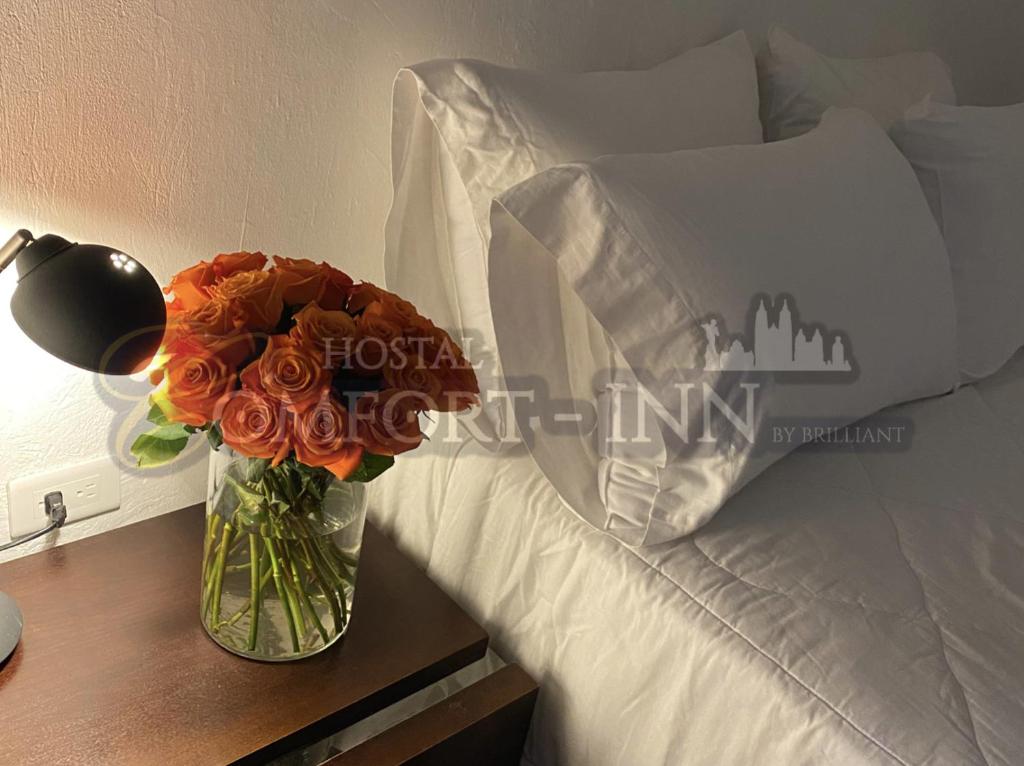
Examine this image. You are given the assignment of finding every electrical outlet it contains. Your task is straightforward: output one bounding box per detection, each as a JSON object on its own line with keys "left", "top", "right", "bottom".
{"left": 7, "top": 457, "right": 120, "bottom": 538}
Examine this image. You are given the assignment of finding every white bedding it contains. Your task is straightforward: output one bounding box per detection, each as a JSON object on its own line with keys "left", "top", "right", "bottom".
{"left": 490, "top": 107, "right": 958, "bottom": 544}
{"left": 368, "top": 350, "right": 1024, "bottom": 766}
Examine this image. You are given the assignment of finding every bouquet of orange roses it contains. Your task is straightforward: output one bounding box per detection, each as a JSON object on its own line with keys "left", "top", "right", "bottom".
{"left": 132, "top": 251, "right": 477, "bottom": 660}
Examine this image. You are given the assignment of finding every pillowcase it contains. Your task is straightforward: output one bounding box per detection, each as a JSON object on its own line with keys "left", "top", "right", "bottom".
{"left": 760, "top": 26, "right": 956, "bottom": 140}
{"left": 490, "top": 108, "right": 958, "bottom": 545}
{"left": 384, "top": 31, "right": 763, "bottom": 438}
{"left": 891, "top": 100, "right": 1024, "bottom": 381}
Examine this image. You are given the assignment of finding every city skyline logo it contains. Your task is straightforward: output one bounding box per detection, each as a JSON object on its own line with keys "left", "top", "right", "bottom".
{"left": 701, "top": 295, "right": 855, "bottom": 374}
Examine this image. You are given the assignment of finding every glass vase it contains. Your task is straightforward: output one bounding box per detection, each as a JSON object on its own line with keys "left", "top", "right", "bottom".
{"left": 202, "top": 446, "right": 367, "bottom": 661}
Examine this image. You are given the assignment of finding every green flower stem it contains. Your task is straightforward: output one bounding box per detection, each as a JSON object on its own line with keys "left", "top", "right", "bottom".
{"left": 287, "top": 554, "right": 329, "bottom": 645}
{"left": 277, "top": 545, "right": 308, "bottom": 637}
{"left": 203, "top": 456, "right": 361, "bottom": 657}
{"left": 301, "top": 539, "right": 343, "bottom": 634}
{"left": 208, "top": 521, "right": 234, "bottom": 624}
{"left": 204, "top": 513, "right": 222, "bottom": 565}
{"left": 247, "top": 533, "right": 262, "bottom": 651}
{"left": 221, "top": 567, "right": 273, "bottom": 629}
{"left": 265, "top": 536, "right": 300, "bottom": 653}
{"left": 202, "top": 514, "right": 224, "bottom": 616}
{"left": 310, "top": 533, "right": 343, "bottom": 582}
{"left": 226, "top": 528, "right": 247, "bottom": 558}
{"left": 309, "top": 536, "right": 350, "bottom": 626}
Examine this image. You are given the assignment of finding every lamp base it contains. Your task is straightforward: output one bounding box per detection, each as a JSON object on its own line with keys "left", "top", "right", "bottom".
{"left": 0, "top": 590, "right": 22, "bottom": 663}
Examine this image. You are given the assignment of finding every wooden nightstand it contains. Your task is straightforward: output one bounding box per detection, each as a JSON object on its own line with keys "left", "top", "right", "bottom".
{"left": 0, "top": 505, "right": 537, "bottom": 765}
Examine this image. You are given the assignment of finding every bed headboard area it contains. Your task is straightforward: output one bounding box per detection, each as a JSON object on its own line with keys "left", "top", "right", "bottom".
{"left": 545, "top": 1, "right": 1022, "bottom": 107}
{"left": 423, "top": 0, "right": 1024, "bottom": 107}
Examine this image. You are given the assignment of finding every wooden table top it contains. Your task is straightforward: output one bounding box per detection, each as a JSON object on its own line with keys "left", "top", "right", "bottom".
{"left": 0, "top": 504, "right": 488, "bottom": 766}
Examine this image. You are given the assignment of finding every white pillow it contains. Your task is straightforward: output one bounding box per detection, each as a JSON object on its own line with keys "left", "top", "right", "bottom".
{"left": 490, "top": 108, "right": 958, "bottom": 545}
{"left": 891, "top": 100, "right": 1024, "bottom": 381}
{"left": 384, "top": 31, "right": 762, "bottom": 438}
{"left": 760, "top": 26, "right": 956, "bottom": 141}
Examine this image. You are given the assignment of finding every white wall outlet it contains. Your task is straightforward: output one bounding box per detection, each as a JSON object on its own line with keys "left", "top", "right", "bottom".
{"left": 7, "top": 457, "right": 121, "bottom": 538}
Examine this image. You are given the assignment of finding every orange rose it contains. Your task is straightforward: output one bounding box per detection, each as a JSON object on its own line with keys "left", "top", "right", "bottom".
{"left": 163, "top": 337, "right": 237, "bottom": 427}
{"left": 211, "top": 251, "right": 267, "bottom": 279}
{"left": 403, "top": 311, "right": 436, "bottom": 340}
{"left": 401, "top": 327, "right": 479, "bottom": 410}
{"left": 365, "top": 294, "right": 422, "bottom": 332}
{"left": 433, "top": 333, "right": 479, "bottom": 411}
{"left": 291, "top": 395, "right": 364, "bottom": 478}
{"left": 211, "top": 269, "right": 284, "bottom": 332}
{"left": 318, "top": 263, "right": 355, "bottom": 311}
{"left": 439, "top": 365, "right": 480, "bottom": 411}
{"left": 164, "top": 299, "right": 253, "bottom": 367}
{"left": 165, "top": 261, "right": 216, "bottom": 312}
{"left": 179, "top": 298, "right": 244, "bottom": 336}
{"left": 272, "top": 256, "right": 354, "bottom": 309}
{"left": 271, "top": 256, "right": 323, "bottom": 305}
{"left": 352, "top": 312, "right": 402, "bottom": 375}
{"left": 354, "top": 388, "right": 424, "bottom": 456}
{"left": 407, "top": 325, "right": 462, "bottom": 367}
{"left": 290, "top": 303, "right": 358, "bottom": 369}
{"left": 382, "top": 352, "right": 446, "bottom": 410}
{"left": 346, "top": 282, "right": 387, "bottom": 314}
{"left": 240, "top": 335, "right": 328, "bottom": 413}
{"left": 218, "top": 389, "right": 291, "bottom": 466}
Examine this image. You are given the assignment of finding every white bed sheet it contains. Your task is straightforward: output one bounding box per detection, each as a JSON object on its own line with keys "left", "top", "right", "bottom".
{"left": 368, "top": 351, "right": 1024, "bottom": 766}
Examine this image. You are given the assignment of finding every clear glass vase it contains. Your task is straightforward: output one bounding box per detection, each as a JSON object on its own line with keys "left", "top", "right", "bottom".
{"left": 202, "top": 446, "right": 367, "bottom": 661}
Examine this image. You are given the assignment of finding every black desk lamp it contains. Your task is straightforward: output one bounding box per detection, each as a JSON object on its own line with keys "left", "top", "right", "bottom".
{"left": 0, "top": 229, "right": 167, "bottom": 663}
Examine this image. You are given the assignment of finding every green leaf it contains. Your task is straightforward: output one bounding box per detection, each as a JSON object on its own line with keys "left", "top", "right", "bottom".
{"left": 131, "top": 423, "right": 192, "bottom": 468}
{"left": 344, "top": 452, "right": 394, "bottom": 483}
{"left": 147, "top": 400, "right": 171, "bottom": 427}
{"left": 222, "top": 474, "right": 273, "bottom": 525}
{"left": 207, "top": 422, "right": 224, "bottom": 451}
{"left": 244, "top": 457, "right": 271, "bottom": 484}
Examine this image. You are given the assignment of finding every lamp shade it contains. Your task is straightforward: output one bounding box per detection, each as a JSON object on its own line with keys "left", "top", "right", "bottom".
{"left": 9, "top": 234, "right": 167, "bottom": 374}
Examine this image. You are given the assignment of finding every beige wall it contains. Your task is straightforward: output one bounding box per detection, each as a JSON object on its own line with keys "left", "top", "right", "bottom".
{"left": 1, "top": 0, "right": 1022, "bottom": 558}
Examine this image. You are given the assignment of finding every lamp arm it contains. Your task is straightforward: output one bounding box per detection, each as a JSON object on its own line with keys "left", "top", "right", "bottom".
{"left": 0, "top": 229, "right": 34, "bottom": 274}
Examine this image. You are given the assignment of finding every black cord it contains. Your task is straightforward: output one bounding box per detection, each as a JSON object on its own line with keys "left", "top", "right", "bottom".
{"left": 0, "top": 492, "right": 68, "bottom": 553}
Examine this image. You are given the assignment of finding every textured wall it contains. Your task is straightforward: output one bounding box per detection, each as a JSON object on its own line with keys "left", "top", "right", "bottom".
{"left": 1, "top": 0, "right": 1022, "bottom": 561}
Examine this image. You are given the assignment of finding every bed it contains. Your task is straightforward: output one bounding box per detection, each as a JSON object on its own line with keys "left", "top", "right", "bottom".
{"left": 369, "top": 349, "right": 1024, "bottom": 766}
{"left": 373, "top": 25, "right": 1024, "bottom": 766}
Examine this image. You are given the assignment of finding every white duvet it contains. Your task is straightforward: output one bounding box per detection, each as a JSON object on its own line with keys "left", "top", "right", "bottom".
{"left": 369, "top": 351, "right": 1024, "bottom": 766}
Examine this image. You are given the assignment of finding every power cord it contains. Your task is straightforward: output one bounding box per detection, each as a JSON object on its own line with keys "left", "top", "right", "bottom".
{"left": 0, "top": 492, "right": 68, "bottom": 552}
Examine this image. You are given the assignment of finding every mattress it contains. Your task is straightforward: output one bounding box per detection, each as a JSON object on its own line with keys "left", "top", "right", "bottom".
{"left": 367, "top": 350, "right": 1024, "bottom": 766}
